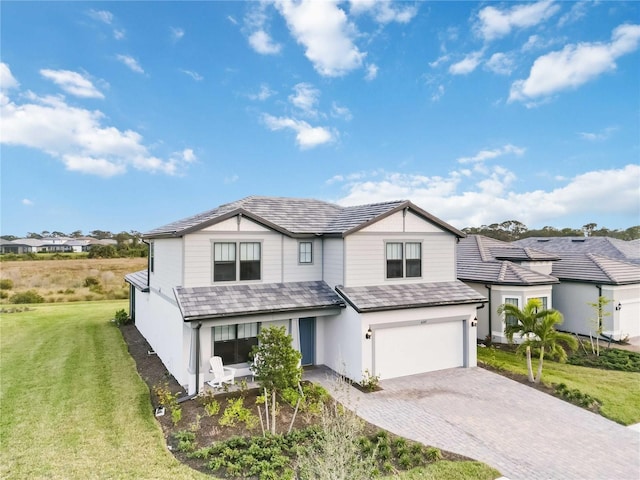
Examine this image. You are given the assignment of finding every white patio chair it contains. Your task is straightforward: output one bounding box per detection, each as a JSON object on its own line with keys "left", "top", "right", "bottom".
{"left": 207, "top": 356, "right": 235, "bottom": 388}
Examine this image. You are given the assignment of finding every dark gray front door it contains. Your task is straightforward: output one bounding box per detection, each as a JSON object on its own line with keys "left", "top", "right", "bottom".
{"left": 299, "top": 317, "right": 315, "bottom": 366}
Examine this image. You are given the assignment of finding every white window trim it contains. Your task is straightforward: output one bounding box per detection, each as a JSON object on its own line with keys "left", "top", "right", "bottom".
{"left": 384, "top": 240, "right": 423, "bottom": 280}
{"left": 211, "top": 240, "right": 263, "bottom": 283}
{"left": 298, "top": 241, "right": 313, "bottom": 265}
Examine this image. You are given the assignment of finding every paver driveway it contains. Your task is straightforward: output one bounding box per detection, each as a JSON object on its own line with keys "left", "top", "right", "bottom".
{"left": 305, "top": 367, "right": 640, "bottom": 480}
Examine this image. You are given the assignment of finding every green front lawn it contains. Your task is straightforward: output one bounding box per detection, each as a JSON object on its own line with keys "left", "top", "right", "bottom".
{"left": 1, "top": 301, "right": 499, "bottom": 479}
{"left": 0, "top": 301, "right": 207, "bottom": 480}
{"left": 478, "top": 346, "right": 640, "bottom": 425}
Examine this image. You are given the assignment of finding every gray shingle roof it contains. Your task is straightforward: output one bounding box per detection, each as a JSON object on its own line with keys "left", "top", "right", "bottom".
{"left": 513, "top": 237, "right": 640, "bottom": 285}
{"left": 335, "top": 281, "right": 486, "bottom": 313}
{"left": 174, "top": 280, "right": 345, "bottom": 321}
{"left": 457, "top": 235, "right": 559, "bottom": 285}
{"left": 124, "top": 270, "right": 149, "bottom": 292}
{"left": 143, "top": 195, "right": 465, "bottom": 239}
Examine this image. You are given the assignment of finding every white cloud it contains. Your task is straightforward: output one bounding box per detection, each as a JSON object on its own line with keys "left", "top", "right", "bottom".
{"left": 289, "top": 83, "right": 320, "bottom": 116}
{"left": 40, "top": 69, "right": 104, "bottom": 99}
{"left": 22, "top": 198, "right": 34, "bottom": 206}
{"left": 331, "top": 102, "right": 352, "bottom": 121}
{"left": 475, "top": 0, "right": 560, "bottom": 41}
{"left": 558, "top": 0, "right": 590, "bottom": 27}
{"left": 87, "top": 9, "right": 125, "bottom": 40}
{"left": 0, "top": 63, "right": 19, "bottom": 90}
{"left": 485, "top": 52, "right": 515, "bottom": 75}
{"left": 510, "top": 23, "right": 640, "bottom": 103}
{"left": 331, "top": 164, "right": 640, "bottom": 228}
{"left": 116, "top": 54, "right": 144, "bottom": 74}
{"left": 449, "top": 50, "right": 484, "bottom": 75}
{"left": 1, "top": 88, "right": 194, "bottom": 177}
{"left": 87, "top": 9, "right": 113, "bottom": 25}
{"left": 262, "top": 114, "right": 334, "bottom": 149}
{"left": 227, "top": 16, "right": 238, "bottom": 25}
{"left": 578, "top": 126, "right": 617, "bottom": 141}
{"left": 275, "top": 0, "right": 365, "bottom": 77}
{"left": 248, "top": 84, "right": 275, "bottom": 101}
{"left": 457, "top": 144, "right": 525, "bottom": 165}
{"left": 429, "top": 54, "right": 450, "bottom": 68}
{"left": 170, "top": 27, "right": 185, "bottom": 42}
{"left": 180, "top": 69, "right": 203, "bottom": 81}
{"left": 349, "top": 0, "right": 418, "bottom": 24}
{"left": 431, "top": 84, "right": 445, "bottom": 102}
{"left": 249, "top": 30, "right": 282, "bottom": 55}
{"left": 365, "top": 64, "right": 378, "bottom": 81}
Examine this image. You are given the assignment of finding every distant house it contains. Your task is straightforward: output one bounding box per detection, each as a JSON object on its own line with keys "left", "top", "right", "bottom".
{"left": 0, "top": 240, "right": 33, "bottom": 254}
{"left": 457, "top": 235, "right": 559, "bottom": 343}
{"left": 126, "top": 196, "right": 486, "bottom": 395}
{"left": 514, "top": 237, "right": 640, "bottom": 341}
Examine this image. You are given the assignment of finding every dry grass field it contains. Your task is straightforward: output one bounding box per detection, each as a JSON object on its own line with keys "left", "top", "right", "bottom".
{"left": 0, "top": 257, "right": 147, "bottom": 304}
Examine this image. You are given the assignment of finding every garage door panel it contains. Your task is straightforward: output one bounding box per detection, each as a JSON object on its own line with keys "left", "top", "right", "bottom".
{"left": 375, "top": 321, "right": 464, "bottom": 379}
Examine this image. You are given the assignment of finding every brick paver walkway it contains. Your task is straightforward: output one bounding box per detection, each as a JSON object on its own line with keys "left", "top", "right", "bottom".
{"left": 304, "top": 367, "right": 640, "bottom": 480}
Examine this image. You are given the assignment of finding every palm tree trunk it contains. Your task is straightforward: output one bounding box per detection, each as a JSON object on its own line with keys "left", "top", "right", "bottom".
{"left": 535, "top": 346, "right": 545, "bottom": 383}
{"left": 526, "top": 345, "right": 534, "bottom": 382}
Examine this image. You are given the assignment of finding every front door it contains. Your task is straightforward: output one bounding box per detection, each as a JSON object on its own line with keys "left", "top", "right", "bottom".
{"left": 299, "top": 317, "right": 315, "bottom": 366}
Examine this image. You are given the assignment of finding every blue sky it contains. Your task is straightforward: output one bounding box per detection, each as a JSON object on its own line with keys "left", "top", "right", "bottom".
{"left": 1, "top": 1, "right": 639, "bottom": 237}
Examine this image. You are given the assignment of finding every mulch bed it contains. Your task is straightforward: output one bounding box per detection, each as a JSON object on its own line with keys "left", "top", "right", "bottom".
{"left": 119, "top": 323, "right": 473, "bottom": 476}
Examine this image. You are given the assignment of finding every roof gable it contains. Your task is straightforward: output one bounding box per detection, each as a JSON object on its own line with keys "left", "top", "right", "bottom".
{"left": 457, "top": 235, "right": 559, "bottom": 285}
{"left": 143, "top": 196, "right": 464, "bottom": 239}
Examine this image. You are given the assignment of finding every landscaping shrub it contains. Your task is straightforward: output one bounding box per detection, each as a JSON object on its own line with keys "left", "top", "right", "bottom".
{"left": 10, "top": 290, "right": 45, "bottom": 304}
{"left": 114, "top": 309, "right": 130, "bottom": 326}
{"left": 568, "top": 348, "right": 640, "bottom": 373}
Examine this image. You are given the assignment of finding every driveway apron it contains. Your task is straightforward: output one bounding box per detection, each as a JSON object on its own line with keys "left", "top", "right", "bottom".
{"left": 304, "top": 367, "right": 640, "bottom": 480}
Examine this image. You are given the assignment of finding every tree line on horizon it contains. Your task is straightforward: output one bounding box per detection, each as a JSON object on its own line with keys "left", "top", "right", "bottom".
{"left": 2, "top": 222, "right": 639, "bottom": 245}
{"left": 461, "top": 220, "right": 639, "bottom": 242}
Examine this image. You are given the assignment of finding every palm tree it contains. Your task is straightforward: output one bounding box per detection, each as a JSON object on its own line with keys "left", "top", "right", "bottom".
{"left": 498, "top": 298, "right": 545, "bottom": 382}
{"left": 498, "top": 298, "right": 577, "bottom": 383}
{"left": 527, "top": 311, "right": 578, "bottom": 383}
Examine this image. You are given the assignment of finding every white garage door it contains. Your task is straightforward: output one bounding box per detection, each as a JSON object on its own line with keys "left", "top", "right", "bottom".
{"left": 374, "top": 320, "right": 464, "bottom": 379}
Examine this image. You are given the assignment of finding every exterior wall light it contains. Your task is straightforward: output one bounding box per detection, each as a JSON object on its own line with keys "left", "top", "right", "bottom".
{"left": 615, "top": 302, "right": 622, "bottom": 311}
{"left": 471, "top": 317, "right": 478, "bottom": 327}
{"left": 365, "top": 327, "right": 372, "bottom": 340}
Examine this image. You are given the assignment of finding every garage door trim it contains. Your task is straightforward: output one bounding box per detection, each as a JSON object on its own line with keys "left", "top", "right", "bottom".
{"left": 370, "top": 315, "right": 467, "bottom": 331}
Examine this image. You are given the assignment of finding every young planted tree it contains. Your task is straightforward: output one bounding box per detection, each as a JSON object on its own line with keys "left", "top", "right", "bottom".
{"left": 528, "top": 311, "right": 578, "bottom": 383}
{"left": 498, "top": 298, "right": 543, "bottom": 382}
{"left": 587, "top": 296, "right": 612, "bottom": 356}
{"left": 499, "top": 298, "right": 577, "bottom": 383}
{"left": 250, "top": 326, "right": 302, "bottom": 435}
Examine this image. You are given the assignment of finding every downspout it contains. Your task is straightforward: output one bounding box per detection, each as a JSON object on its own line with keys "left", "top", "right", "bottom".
{"left": 178, "top": 321, "right": 202, "bottom": 403}
{"left": 485, "top": 285, "right": 492, "bottom": 342}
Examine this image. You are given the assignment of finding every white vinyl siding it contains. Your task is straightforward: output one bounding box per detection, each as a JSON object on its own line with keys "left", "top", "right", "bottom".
{"left": 150, "top": 238, "right": 183, "bottom": 296}
{"left": 345, "top": 232, "right": 455, "bottom": 287}
{"left": 183, "top": 229, "right": 281, "bottom": 286}
{"left": 323, "top": 238, "right": 344, "bottom": 288}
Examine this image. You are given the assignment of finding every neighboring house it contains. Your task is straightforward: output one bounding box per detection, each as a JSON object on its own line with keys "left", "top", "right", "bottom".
{"left": 126, "top": 196, "right": 486, "bottom": 395}
{"left": 457, "top": 235, "right": 560, "bottom": 343}
{"left": 514, "top": 237, "right": 640, "bottom": 341}
{"left": 0, "top": 240, "right": 33, "bottom": 254}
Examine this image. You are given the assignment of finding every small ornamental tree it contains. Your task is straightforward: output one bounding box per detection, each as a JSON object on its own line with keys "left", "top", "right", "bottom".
{"left": 250, "top": 326, "right": 302, "bottom": 434}
{"left": 587, "top": 296, "right": 612, "bottom": 356}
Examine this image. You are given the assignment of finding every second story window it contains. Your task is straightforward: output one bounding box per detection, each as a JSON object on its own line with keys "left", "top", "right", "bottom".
{"left": 386, "top": 242, "right": 422, "bottom": 279}
{"left": 240, "top": 242, "right": 261, "bottom": 280}
{"left": 214, "top": 242, "right": 261, "bottom": 282}
{"left": 386, "top": 243, "right": 404, "bottom": 278}
{"left": 214, "top": 243, "right": 236, "bottom": 281}
{"left": 299, "top": 241, "right": 313, "bottom": 264}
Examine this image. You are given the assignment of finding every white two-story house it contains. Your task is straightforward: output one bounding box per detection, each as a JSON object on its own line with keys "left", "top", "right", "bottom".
{"left": 126, "top": 196, "right": 486, "bottom": 394}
